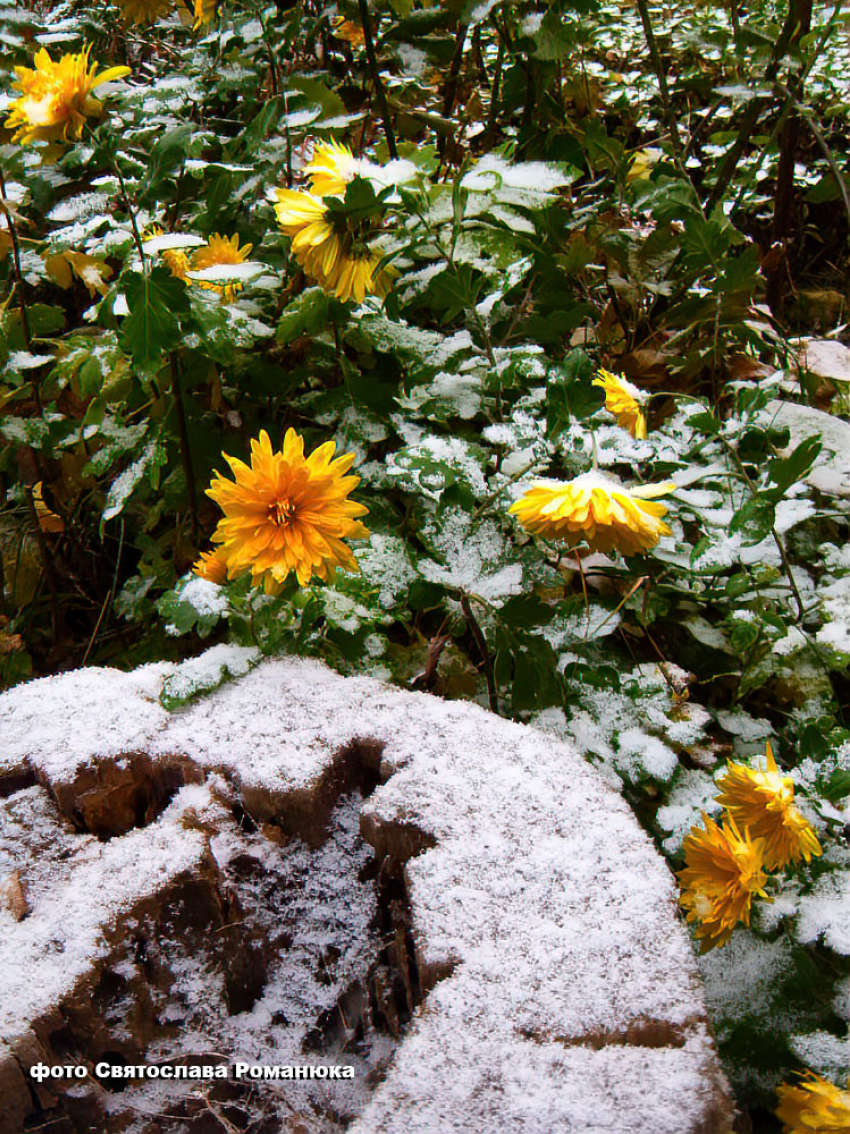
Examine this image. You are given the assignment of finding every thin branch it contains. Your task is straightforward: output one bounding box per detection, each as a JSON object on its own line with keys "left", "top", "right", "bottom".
{"left": 0, "top": 167, "right": 32, "bottom": 354}
{"left": 82, "top": 519, "right": 124, "bottom": 666}
{"left": 795, "top": 100, "right": 850, "bottom": 230}
{"left": 25, "top": 486, "right": 60, "bottom": 649}
{"left": 706, "top": 3, "right": 829, "bottom": 211}
{"left": 255, "top": 3, "right": 280, "bottom": 96}
{"left": 485, "top": 33, "right": 505, "bottom": 142}
{"left": 460, "top": 592, "right": 498, "bottom": 714}
{"left": 443, "top": 21, "right": 469, "bottom": 122}
{"left": 633, "top": 0, "right": 685, "bottom": 166}
{"left": 115, "top": 165, "right": 147, "bottom": 266}
{"left": 719, "top": 436, "right": 806, "bottom": 623}
{"left": 357, "top": 0, "right": 398, "bottom": 158}
{"left": 170, "top": 354, "right": 198, "bottom": 534}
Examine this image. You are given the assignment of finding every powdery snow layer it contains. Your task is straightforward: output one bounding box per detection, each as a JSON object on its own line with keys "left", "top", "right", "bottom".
{"left": 0, "top": 655, "right": 732, "bottom": 1133}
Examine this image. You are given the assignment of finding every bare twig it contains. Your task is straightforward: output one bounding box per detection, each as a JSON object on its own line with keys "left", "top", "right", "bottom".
{"left": 719, "top": 436, "right": 806, "bottom": 623}
{"left": 460, "top": 592, "right": 498, "bottom": 714}
{"left": 633, "top": 0, "right": 685, "bottom": 166}
{"left": 357, "top": 0, "right": 398, "bottom": 158}
{"left": 170, "top": 354, "right": 198, "bottom": 534}
{"left": 706, "top": 1, "right": 827, "bottom": 211}
{"left": 82, "top": 518, "right": 125, "bottom": 665}
{"left": 443, "top": 20, "right": 469, "bottom": 122}
{"left": 795, "top": 100, "right": 850, "bottom": 229}
{"left": 0, "top": 167, "right": 32, "bottom": 354}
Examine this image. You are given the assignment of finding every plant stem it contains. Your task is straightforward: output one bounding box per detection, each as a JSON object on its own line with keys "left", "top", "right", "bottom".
{"left": 634, "top": 0, "right": 685, "bottom": 167}
{"left": 485, "top": 34, "right": 505, "bottom": 142}
{"left": 170, "top": 354, "right": 198, "bottom": 535}
{"left": 357, "top": 0, "right": 398, "bottom": 158}
{"left": 720, "top": 436, "right": 806, "bottom": 623}
{"left": 82, "top": 518, "right": 124, "bottom": 665}
{"left": 706, "top": 3, "right": 810, "bottom": 211}
{"left": 795, "top": 100, "right": 850, "bottom": 230}
{"left": 443, "top": 21, "right": 469, "bottom": 122}
{"left": 472, "top": 459, "right": 539, "bottom": 521}
{"left": 256, "top": 3, "right": 280, "bottom": 96}
{"left": 115, "top": 165, "right": 147, "bottom": 266}
{"left": 460, "top": 592, "right": 499, "bottom": 714}
{"left": 0, "top": 167, "right": 32, "bottom": 355}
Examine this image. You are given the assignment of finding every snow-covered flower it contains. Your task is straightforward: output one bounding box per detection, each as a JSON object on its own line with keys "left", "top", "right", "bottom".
{"left": 509, "top": 471, "right": 674, "bottom": 556}
{"left": 189, "top": 233, "right": 253, "bottom": 302}
{"left": 593, "top": 368, "right": 648, "bottom": 439}
{"left": 716, "top": 742, "right": 822, "bottom": 869}
{"left": 304, "top": 139, "right": 361, "bottom": 197}
{"left": 677, "top": 813, "right": 770, "bottom": 952}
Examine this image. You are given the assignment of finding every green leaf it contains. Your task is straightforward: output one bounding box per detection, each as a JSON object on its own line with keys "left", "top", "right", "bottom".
{"left": 689, "top": 411, "right": 722, "bottom": 435}
{"left": 146, "top": 124, "right": 197, "bottom": 185}
{"left": 766, "top": 436, "right": 822, "bottom": 497}
{"left": 545, "top": 350, "right": 600, "bottom": 437}
{"left": 499, "top": 593, "right": 554, "bottom": 629}
{"left": 729, "top": 496, "right": 776, "bottom": 546}
{"left": 120, "top": 268, "right": 189, "bottom": 370}
{"left": 428, "top": 265, "right": 485, "bottom": 324}
{"left": 277, "top": 287, "right": 330, "bottom": 344}
{"left": 725, "top": 572, "right": 752, "bottom": 598}
{"left": 382, "top": 7, "right": 454, "bottom": 39}
{"left": 818, "top": 767, "right": 850, "bottom": 803}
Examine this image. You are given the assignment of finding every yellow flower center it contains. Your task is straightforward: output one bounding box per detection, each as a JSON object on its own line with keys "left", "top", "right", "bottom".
{"left": 269, "top": 498, "right": 297, "bottom": 527}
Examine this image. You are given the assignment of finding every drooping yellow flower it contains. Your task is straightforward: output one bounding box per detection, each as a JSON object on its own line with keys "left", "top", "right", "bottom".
{"left": 677, "top": 813, "right": 770, "bottom": 953}
{"left": 776, "top": 1071, "right": 850, "bottom": 1133}
{"left": 593, "top": 369, "right": 648, "bottom": 439}
{"left": 117, "top": 0, "right": 174, "bottom": 24}
{"left": 509, "top": 472, "right": 674, "bottom": 557}
{"left": 304, "top": 139, "right": 361, "bottom": 198}
{"left": 331, "top": 16, "right": 365, "bottom": 46}
{"left": 188, "top": 233, "right": 253, "bottom": 302}
{"left": 274, "top": 188, "right": 393, "bottom": 303}
{"left": 5, "top": 46, "right": 130, "bottom": 146}
{"left": 716, "top": 742, "right": 822, "bottom": 869}
{"left": 193, "top": 547, "right": 228, "bottom": 585}
{"left": 206, "top": 429, "right": 369, "bottom": 591}
{"left": 193, "top": 0, "right": 216, "bottom": 29}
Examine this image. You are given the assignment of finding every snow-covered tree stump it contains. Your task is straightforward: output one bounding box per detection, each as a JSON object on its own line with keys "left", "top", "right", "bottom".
{"left": 0, "top": 655, "right": 734, "bottom": 1133}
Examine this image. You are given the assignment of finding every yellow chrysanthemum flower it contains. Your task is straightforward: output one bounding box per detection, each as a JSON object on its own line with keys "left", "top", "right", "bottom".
{"left": 5, "top": 46, "right": 130, "bottom": 146}
{"left": 716, "top": 742, "right": 822, "bottom": 869}
{"left": 331, "top": 16, "right": 365, "bottom": 46}
{"left": 593, "top": 368, "right": 648, "bottom": 439}
{"left": 776, "top": 1071, "right": 850, "bottom": 1133}
{"left": 509, "top": 472, "right": 674, "bottom": 557}
{"left": 206, "top": 429, "right": 369, "bottom": 591}
{"left": 188, "top": 233, "right": 253, "bottom": 302}
{"left": 193, "top": 547, "right": 229, "bottom": 585}
{"left": 677, "top": 813, "right": 770, "bottom": 953}
{"left": 117, "top": 0, "right": 174, "bottom": 25}
{"left": 193, "top": 0, "right": 216, "bottom": 29}
{"left": 304, "top": 139, "right": 361, "bottom": 198}
{"left": 273, "top": 188, "right": 393, "bottom": 303}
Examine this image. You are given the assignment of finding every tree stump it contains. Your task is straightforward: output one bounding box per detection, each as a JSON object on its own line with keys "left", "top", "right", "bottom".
{"left": 0, "top": 654, "right": 734, "bottom": 1133}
